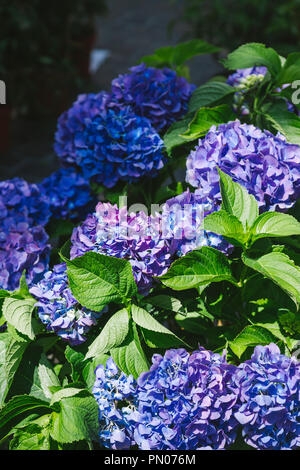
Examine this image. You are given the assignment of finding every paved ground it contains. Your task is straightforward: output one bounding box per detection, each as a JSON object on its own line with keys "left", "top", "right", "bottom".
{"left": 0, "top": 0, "right": 222, "bottom": 182}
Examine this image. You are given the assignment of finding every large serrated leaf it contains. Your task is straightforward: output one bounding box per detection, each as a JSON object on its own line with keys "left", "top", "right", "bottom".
{"left": 250, "top": 212, "right": 300, "bottom": 242}
{"left": 159, "top": 247, "right": 236, "bottom": 290}
{"left": 111, "top": 324, "right": 149, "bottom": 379}
{"left": 223, "top": 42, "right": 281, "bottom": 77}
{"left": 50, "top": 394, "right": 99, "bottom": 444}
{"left": 0, "top": 333, "right": 28, "bottom": 406}
{"left": 63, "top": 252, "right": 137, "bottom": 311}
{"left": 188, "top": 82, "right": 235, "bottom": 113}
{"left": 86, "top": 308, "right": 129, "bottom": 359}
{"left": 265, "top": 102, "right": 300, "bottom": 145}
{"left": 229, "top": 325, "right": 276, "bottom": 358}
{"left": 242, "top": 251, "right": 300, "bottom": 305}
{"left": 202, "top": 210, "right": 248, "bottom": 246}
{"left": 218, "top": 168, "right": 259, "bottom": 229}
{"left": 3, "top": 297, "right": 36, "bottom": 340}
{"left": 181, "top": 105, "right": 235, "bottom": 140}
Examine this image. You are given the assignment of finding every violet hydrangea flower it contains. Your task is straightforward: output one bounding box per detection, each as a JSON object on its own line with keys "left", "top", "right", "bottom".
{"left": 93, "top": 348, "right": 240, "bottom": 450}
{"left": 233, "top": 344, "right": 300, "bottom": 450}
{"left": 39, "top": 168, "right": 93, "bottom": 220}
{"left": 186, "top": 120, "right": 300, "bottom": 211}
{"left": 54, "top": 91, "right": 165, "bottom": 188}
{"left": 0, "top": 178, "right": 50, "bottom": 227}
{"left": 30, "top": 263, "right": 104, "bottom": 345}
{"left": 111, "top": 63, "right": 196, "bottom": 132}
{"left": 227, "top": 66, "right": 267, "bottom": 89}
{"left": 162, "top": 189, "right": 232, "bottom": 255}
{"left": 70, "top": 202, "right": 178, "bottom": 295}
{"left": 0, "top": 217, "right": 50, "bottom": 291}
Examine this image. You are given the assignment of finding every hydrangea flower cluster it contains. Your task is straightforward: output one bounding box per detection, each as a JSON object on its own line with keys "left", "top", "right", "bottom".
{"left": 30, "top": 263, "right": 103, "bottom": 345}
{"left": 186, "top": 120, "right": 300, "bottom": 211}
{"left": 54, "top": 93, "right": 165, "bottom": 188}
{"left": 0, "top": 178, "right": 50, "bottom": 227}
{"left": 233, "top": 343, "right": 300, "bottom": 450}
{"left": 111, "top": 63, "right": 196, "bottom": 131}
{"left": 0, "top": 178, "right": 51, "bottom": 291}
{"left": 0, "top": 218, "right": 50, "bottom": 291}
{"left": 70, "top": 202, "right": 177, "bottom": 295}
{"left": 93, "top": 348, "right": 240, "bottom": 450}
{"left": 39, "top": 168, "right": 93, "bottom": 220}
{"left": 227, "top": 66, "right": 267, "bottom": 89}
{"left": 93, "top": 345, "right": 300, "bottom": 450}
{"left": 162, "top": 189, "right": 232, "bottom": 255}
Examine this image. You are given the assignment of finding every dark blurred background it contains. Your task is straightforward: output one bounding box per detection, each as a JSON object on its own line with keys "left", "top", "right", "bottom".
{"left": 1, "top": 0, "right": 299, "bottom": 182}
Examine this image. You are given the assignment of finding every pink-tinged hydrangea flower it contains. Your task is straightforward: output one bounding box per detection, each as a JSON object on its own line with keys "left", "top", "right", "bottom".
{"left": 54, "top": 91, "right": 165, "bottom": 188}
{"left": 162, "top": 189, "right": 232, "bottom": 255}
{"left": 39, "top": 168, "right": 94, "bottom": 220}
{"left": 0, "top": 178, "right": 50, "bottom": 227}
{"left": 233, "top": 344, "right": 300, "bottom": 450}
{"left": 70, "top": 202, "right": 178, "bottom": 295}
{"left": 111, "top": 63, "right": 196, "bottom": 132}
{"left": 0, "top": 217, "right": 50, "bottom": 291}
{"left": 30, "top": 263, "right": 104, "bottom": 345}
{"left": 93, "top": 348, "right": 240, "bottom": 450}
{"left": 186, "top": 120, "right": 300, "bottom": 211}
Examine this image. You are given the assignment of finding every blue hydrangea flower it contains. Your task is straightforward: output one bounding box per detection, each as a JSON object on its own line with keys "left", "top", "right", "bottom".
{"left": 0, "top": 178, "right": 50, "bottom": 227}
{"left": 0, "top": 217, "right": 50, "bottom": 291}
{"left": 162, "top": 189, "right": 232, "bottom": 255}
{"left": 39, "top": 168, "right": 93, "bottom": 220}
{"left": 111, "top": 63, "right": 196, "bottom": 132}
{"left": 54, "top": 91, "right": 165, "bottom": 188}
{"left": 227, "top": 67, "right": 267, "bottom": 89}
{"left": 70, "top": 202, "right": 177, "bottom": 295}
{"left": 186, "top": 120, "right": 300, "bottom": 211}
{"left": 233, "top": 344, "right": 300, "bottom": 450}
{"left": 93, "top": 348, "right": 240, "bottom": 450}
{"left": 30, "top": 263, "right": 104, "bottom": 345}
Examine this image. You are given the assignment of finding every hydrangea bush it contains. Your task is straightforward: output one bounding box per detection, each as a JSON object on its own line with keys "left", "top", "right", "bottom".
{"left": 1, "top": 40, "right": 300, "bottom": 451}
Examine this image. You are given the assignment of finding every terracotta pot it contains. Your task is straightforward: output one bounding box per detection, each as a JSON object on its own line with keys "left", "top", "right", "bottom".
{"left": 0, "top": 105, "right": 11, "bottom": 153}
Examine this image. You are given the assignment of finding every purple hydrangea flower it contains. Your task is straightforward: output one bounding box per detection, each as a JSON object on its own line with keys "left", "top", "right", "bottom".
{"left": 0, "top": 178, "right": 50, "bottom": 227}
{"left": 93, "top": 348, "right": 240, "bottom": 450}
{"left": 30, "top": 263, "right": 104, "bottom": 345}
{"left": 233, "top": 344, "right": 300, "bottom": 450}
{"left": 111, "top": 64, "right": 196, "bottom": 131}
{"left": 0, "top": 217, "right": 50, "bottom": 291}
{"left": 54, "top": 91, "right": 165, "bottom": 188}
{"left": 70, "top": 202, "right": 177, "bottom": 295}
{"left": 186, "top": 120, "right": 300, "bottom": 211}
{"left": 39, "top": 168, "right": 93, "bottom": 220}
{"left": 162, "top": 189, "right": 232, "bottom": 255}
{"left": 227, "top": 67, "right": 267, "bottom": 89}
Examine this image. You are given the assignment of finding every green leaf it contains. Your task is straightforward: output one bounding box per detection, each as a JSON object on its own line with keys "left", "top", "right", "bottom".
{"left": 9, "top": 421, "right": 52, "bottom": 450}
{"left": 86, "top": 308, "right": 129, "bottom": 359}
{"left": 203, "top": 211, "right": 248, "bottom": 246}
{"left": 65, "top": 346, "right": 86, "bottom": 383}
{"left": 132, "top": 304, "right": 185, "bottom": 347}
{"left": 0, "top": 395, "right": 51, "bottom": 440}
{"left": 0, "top": 333, "right": 28, "bottom": 406}
{"left": 265, "top": 102, "right": 300, "bottom": 145}
{"left": 223, "top": 42, "right": 281, "bottom": 77}
{"left": 175, "top": 311, "right": 208, "bottom": 335}
{"left": 50, "top": 393, "right": 99, "bottom": 444}
{"left": 3, "top": 296, "right": 36, "bottom": 340}
{"left": 146, "top": 295, "right": 185, "bottom": 314}
{"left": 277, "top": 52, "right": 300, "bottom": 85}
{"left": 229, "top": 325, "right": 276, "bottom": 358}
{"left": 111, "top": 323, "right": 149, "bottom": 379}
{"left": 82, "top": 354, "right": 109, "bottom": 391}
{"left": 218, "top": 168, "right": 259, "bottom": 228}
{"left": 181, "top": 105, "right": 235, "bottom": 140}
{"left": 242, "top": 251, "right": 300, "bottom": 305}
{"left": 38, "top": 357, "right": 61, "bottom": 400}
{"left": 251, "top": 212, "right": 300, "bottom": 242}
{"left": 163, "top": 114, "right": 193, "bottom": 155}
{"left": 141, "top": 39, "right": 219, "bottom": 68}
{"left": 159, "top": 247, "right": 236, "bottom": 290}
{"left": 63, "top": 252, "right": 137, "bottom": 311}
{"left": 50, "top": 387, "right": 83, "bottom": 406}
{"left": 188, "top": 82, "right": 235, "bottom": 113}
